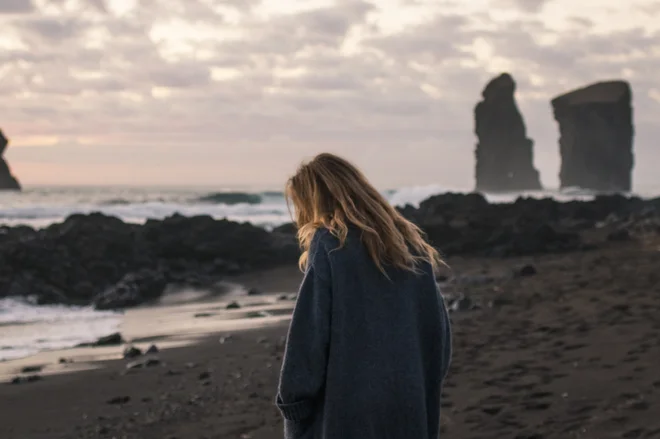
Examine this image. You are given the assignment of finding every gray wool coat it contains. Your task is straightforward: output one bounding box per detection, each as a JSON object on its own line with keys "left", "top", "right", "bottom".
{"left": 276, "top": 226, "right": 452, "bottom": 439}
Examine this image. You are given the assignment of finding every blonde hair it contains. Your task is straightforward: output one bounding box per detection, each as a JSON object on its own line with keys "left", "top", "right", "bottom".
{"left": 285, "top": 153, "right": 444, "bottom": 275}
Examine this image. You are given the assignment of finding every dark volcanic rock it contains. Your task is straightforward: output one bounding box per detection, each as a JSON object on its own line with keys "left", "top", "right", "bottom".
{"left": 0, "top": 129, "right": 21, "bottom": 191}
{"left": 123, "top": 346, "right": 143, "bottom": 359}
{"left": 145, "top": 344, "right": 159, "bottom": 354}
{"left": 226, "top": 301, "right": 241, "bottom": 310}
{"left": 0, "top": 212, "right": 299, "bottom": 307}
{"left": 76, "top": 332, "right": 124, "bottom": 347}
{"left": 93, "top": 333, "right": 124, "bottom": 346}
{"left": 552, "top": 80, "right": 634, "bottom": 192}
{"left": 1, "top": 193, "right": 658, "bottom": 308}
{"left": 94, "top": 269, "right": 167, "bottom": 310}
{"left": 9, "top": 375, "right": 42, "bottom": 385}
{"left": 272, "top": 222, "right": 296, "bottom": 235}
{"left": 0, "top": 213, "right": 145, "bottom": 305}
{"left": 474, "top": 73, "right": 542, "bottom": 192}
{"left": 403, "top": 193, "right": 657, "bottom": 257}
{"left": 142, "top": 214, "right": 297, "bottom": 266}
{"left": 516, "top": 265, "right": 538, "bottom": 277}
{"left": 107, "top": 396, "right": 130, "bottom": 405}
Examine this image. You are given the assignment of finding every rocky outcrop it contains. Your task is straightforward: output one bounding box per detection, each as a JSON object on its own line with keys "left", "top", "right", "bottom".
{"left": 0, "top": 213, "right": 300, "bottom": 307}
{"left": 94, "top": 270, "right": 167, "bottom": 310}
{"left": 1, "top": 194, "right": 659, "bottom": 307}
{"left": 474, "top": 73, "right": 542, "bottom": 192}
{"left": 398, "top": 192, "right": 660, "bottom": 257}
{"left": 552, "top": 81, "right": 634, "bottom": 192}
{"left": 0, "top": 129, "right": 21, "bottom": 190}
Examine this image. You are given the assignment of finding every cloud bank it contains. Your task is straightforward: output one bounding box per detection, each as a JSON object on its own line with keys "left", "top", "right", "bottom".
{"left": 1, "top": 0, "right": 659, "bottom": 190}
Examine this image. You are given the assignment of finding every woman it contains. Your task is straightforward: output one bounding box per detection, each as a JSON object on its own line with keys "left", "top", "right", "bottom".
{"left": 277, "top": 153, "right": 452, "bottom": 439}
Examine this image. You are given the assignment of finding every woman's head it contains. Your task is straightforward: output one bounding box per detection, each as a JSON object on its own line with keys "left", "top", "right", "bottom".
{"left": 285, "top": 153, "right": 444, "bottom": 274}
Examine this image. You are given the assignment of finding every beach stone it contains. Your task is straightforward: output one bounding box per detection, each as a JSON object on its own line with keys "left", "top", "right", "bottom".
{"left": 194, "top": 312, "right": 214, "bottom": 318}
{"left": 247, "top": 287, "right": 263, "bottom": 296}
{"left": 9, "top": 375, "right": 42, "bottom": 385}
{"left": 94, "top": 269, "right": 167, "bottom": 310}
{"left": 145, "top": 344, "right": 159, "bottom": 354}
{"left": 21, "top": 365, "right": 43, "bottom": 373}
{"left": 107, "top": 396, "right": 130, "bottom": 405}
{"left": 449, "top": 295, "right": 475, "bottom": 312}
{"left": 226, "top": 301, "right": 241, "bottom": 310}
{"left": 246, "top": 310, "right": 272, "bottom": 318}
{"left": 94, "top": 332, "right": 124, "bottom": 347}
{"left": 123, "top": 346, "right": 142, "bottom": 359}
{"left": 517, "top": 264, "right": 538, "bottom": 277}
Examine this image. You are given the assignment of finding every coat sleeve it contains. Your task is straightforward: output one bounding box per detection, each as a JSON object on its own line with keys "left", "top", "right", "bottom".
{"left": 437, "top": 285, "right": 453, "bottom": 380}
{"left": 276, "top": 231, "right": 333, "bottom": 423}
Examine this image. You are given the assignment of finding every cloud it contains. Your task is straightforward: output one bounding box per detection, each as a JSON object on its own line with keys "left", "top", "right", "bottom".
{"left": 497, "top": 0, "right": 549, "bottom": 13}
{"left": 1, "top": 0, "right": 659, "bottom": 189}
{"left": 14, "top": 16, "right": 87, "bottom": 41}
{"left": 0, "top": 0, "right": 34, "bottom": 13}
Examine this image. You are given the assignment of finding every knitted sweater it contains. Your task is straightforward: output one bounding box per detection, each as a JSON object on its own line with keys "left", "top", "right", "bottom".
{"left": 276, "top": 226, "right": 452, "bottom": 439}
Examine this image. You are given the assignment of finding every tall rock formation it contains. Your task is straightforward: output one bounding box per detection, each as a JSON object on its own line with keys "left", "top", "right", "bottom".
{"left": 551, "top": 81, "right": 634, "bottom": 192}
{"left": 474, "top": 73, "right": 542, "bottom": 193}
{"left": 0, "top": 129, "right": 21, "bottom": 190}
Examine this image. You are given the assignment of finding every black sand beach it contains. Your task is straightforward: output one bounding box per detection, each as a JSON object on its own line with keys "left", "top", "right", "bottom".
{"left": 2, "top": 234, "right": 660, "bottom": 439}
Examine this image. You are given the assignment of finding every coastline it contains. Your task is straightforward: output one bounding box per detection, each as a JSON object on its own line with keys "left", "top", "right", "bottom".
{"left": 0, "top": 265, "right": 303, "bottom": 382}
{"left": 1, "top": 193, "right": 660, "bottom": 438}
{"left": 2, "top": 239, "right": 660, "bottom": 438}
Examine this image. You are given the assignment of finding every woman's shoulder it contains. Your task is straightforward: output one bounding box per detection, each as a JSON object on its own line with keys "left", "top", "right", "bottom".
{"left": 310, "top": 227, "right": 340, "bottom": 252}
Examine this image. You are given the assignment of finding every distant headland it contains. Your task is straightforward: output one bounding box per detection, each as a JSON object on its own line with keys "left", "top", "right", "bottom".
{"left": 0, "top": 129, "right": 21, "bottom": 191}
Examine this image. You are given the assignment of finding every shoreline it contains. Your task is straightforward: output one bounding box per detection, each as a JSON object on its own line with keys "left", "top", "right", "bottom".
{"left": 2, "top": 239, "right": 660, "bottom": 438}
{"left": 1, "top": 193, "right": 659, "bottom": 313}
{"left": 0, "top": 265, "right": 304, "bottom": 383}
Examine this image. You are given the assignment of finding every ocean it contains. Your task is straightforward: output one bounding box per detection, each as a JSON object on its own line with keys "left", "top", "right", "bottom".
{"left": 1, "top": 183, "right": 659, "bottom": 362}
{"left": 0, "top": 184, "right": 636, "bottom": 229}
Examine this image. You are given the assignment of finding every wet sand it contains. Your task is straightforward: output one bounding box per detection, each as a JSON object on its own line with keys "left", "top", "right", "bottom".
{"left": 2, "top": 241, "right": 660, "bottom": 439}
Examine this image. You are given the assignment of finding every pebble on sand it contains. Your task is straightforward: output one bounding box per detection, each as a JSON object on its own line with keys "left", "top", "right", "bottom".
{"left": 226, "top": 301, "right": 241, "bottom": 310}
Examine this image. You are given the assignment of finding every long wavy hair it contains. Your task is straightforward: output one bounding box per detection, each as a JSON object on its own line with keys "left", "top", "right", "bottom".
{"left": 285, "top": 153, "right": 444, "bottom": 275}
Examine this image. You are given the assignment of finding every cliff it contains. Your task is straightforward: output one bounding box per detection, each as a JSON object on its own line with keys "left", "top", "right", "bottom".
{"left": 551, "top": 81, "right": 634, "bottom": 192}
{"left": 474, "top": 73, "right": 542, "bottom": 192}
{"left": 0, "top": 129, "right": 21, "bottom": 190}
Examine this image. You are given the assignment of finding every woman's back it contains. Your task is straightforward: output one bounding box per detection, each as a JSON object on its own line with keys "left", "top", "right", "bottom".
{"left": 277, "top": 153, "right": 452, "bottom": 439}
{"left": 278, "top": 227, "right": 452, "bottom": 439}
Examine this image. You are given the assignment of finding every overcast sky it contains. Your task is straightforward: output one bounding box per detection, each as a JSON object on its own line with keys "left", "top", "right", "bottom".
{"left": 1, "top": 0, "right": 659, "bottom": 190}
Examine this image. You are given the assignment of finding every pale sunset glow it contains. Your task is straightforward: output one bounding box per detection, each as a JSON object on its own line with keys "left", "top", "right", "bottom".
{"left": 1, "top": 0, "right": 659, "bottom": 188}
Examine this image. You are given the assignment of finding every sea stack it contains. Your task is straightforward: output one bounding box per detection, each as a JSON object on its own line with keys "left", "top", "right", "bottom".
{"left": 0, "top": 129, "right": 21, "bottom": 190}
{"left": 551, "top": 81, "right": 634, "bottom": 192}
{"left": 474, "top": 73, "right": 542, "bottom": 193}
